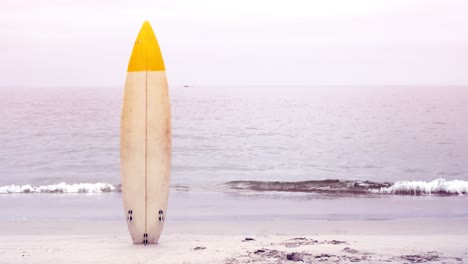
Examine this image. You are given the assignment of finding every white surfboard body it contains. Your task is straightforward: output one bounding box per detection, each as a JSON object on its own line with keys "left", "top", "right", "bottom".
{"left": 120, "top": 21, "right": 171, "bottom": 245}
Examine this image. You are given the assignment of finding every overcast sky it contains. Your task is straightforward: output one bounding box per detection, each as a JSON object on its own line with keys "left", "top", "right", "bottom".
{"left": 1, "top": 0, "right": 468, "bottom": 88}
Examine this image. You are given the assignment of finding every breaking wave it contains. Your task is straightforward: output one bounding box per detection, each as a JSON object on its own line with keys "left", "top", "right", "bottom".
{"left": 371, "top": 178, "right": 468, "bottom": 195}
{"left": 1, "top": 178, "right": 467, "bottom": 196}
{"left": 0, "top": 182, "right": 117, "bottom": 194}
{"left": 227, "top": 178, "right": 468, "bottom": 196}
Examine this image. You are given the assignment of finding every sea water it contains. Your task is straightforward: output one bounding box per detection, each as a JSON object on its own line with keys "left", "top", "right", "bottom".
{"left": 1, "top": 86, "right": 468, "bottom": 220}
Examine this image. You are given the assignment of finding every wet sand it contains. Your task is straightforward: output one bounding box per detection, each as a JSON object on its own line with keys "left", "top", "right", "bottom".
{"left": 1, "top": 217, "right": 467, "bottom": 263}
{"left": 1, "top": 191, "right": 468, "bottom": 263}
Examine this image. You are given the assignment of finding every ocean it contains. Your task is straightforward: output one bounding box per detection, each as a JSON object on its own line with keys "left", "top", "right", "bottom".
{"left": 1, "top": 85, "right": 468, "bottom": 221}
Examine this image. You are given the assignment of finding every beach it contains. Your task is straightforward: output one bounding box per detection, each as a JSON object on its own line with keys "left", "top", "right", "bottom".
{"left": 2, "top": 218, "right": 467, "bottom": 263}
{"left": 1, "top": 191, "right": 468, "bottom": 263}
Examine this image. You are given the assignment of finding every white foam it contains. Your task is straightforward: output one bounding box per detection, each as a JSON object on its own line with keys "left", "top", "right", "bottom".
{"left": 0, "top": 182, "right": 116, "bottom": 194}
{"left": 372, "top": 178, "right": 468, "bottom": 195}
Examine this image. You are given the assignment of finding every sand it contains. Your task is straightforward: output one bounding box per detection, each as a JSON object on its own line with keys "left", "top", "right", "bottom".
{"left": 1, "top": 218, "right": 467, "bottom": 264}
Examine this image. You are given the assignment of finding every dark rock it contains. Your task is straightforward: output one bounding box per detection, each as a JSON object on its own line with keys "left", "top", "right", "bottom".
{"left": 315, "top": 254, "right": 332, "bottom": 258}
{"left": 193, "top": 246, "right": 206, "bottom": 250}
{"left": 329, "top": 240, "right": 346, "bottom": 245}
{"left": 254, "top": 249, "right": 266, "bottom": 254}
{"left": 348, "top": 256, "right": 362, "bottom": 262}
{"left": 286, "top": 252, "right": 303, "bottom": 262}
{"left": 242, "top": 237, "right": 255, "bottom": 242}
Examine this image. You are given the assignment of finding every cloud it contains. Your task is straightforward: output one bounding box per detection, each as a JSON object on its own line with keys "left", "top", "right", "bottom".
{"left": 1, "top": 0, "right": 468, "bottom": 87}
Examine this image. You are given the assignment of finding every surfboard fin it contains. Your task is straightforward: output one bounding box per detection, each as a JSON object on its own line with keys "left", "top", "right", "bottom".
{"left": 127, "top": 210, "right": 133, "bottom": 222}
{"left": 159, "top": 210, "right": 164, "bottom": 222}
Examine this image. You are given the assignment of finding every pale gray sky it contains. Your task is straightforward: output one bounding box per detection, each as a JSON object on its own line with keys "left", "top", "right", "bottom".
{"left": 1, "top": 0, "right": 468, "bottom": 87}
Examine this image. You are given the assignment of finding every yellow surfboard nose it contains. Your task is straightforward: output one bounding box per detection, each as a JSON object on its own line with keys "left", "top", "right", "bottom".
{"left": 127, "top": 21, "right": 166, "bottom": 72}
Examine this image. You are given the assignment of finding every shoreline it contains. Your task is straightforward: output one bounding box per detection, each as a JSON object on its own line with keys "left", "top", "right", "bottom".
{"left": 2, "top": 217, "right": 468, "bottom": 236}
{"left": 2, "top": 192, "right": 467, "bottom": 263}
{"left": 2, "top": 191, "right": 468, "bottom": 223}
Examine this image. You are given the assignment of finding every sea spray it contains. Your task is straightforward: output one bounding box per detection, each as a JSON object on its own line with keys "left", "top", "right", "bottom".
{"left": 0, "top": 182, "right": 116, "bottom": 193}
{"left": 373, "top": 178, "right": 468, "bottom": 195}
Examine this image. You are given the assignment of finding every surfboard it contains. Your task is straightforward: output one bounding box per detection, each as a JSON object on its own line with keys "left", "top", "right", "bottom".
{"left": 120, "top": 21, "right": 171, "bottom": 245}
